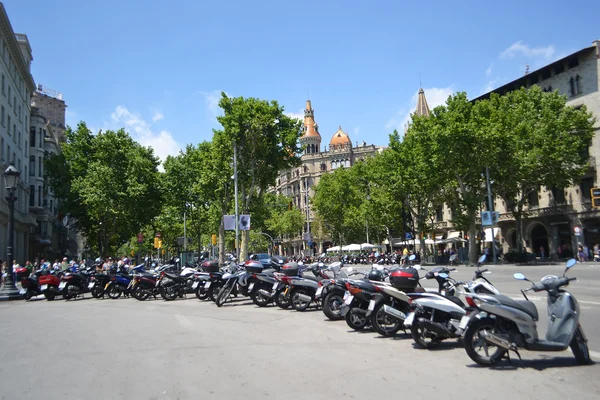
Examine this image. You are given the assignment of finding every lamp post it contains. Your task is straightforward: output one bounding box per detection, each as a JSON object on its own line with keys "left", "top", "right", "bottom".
{"left": 0, "top": 163, "right": 21, "bottom": 300}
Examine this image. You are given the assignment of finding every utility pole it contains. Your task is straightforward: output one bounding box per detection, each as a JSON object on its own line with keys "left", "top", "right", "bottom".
{"left": 234, "top": 141, "right": 240, "bottom": 259}
{"left": 485, "top": 166, "right": 497, "bottom": 264}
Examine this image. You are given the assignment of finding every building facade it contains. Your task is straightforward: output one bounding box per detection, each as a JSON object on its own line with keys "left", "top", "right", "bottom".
{"left": 274, "top": 100, "right": 385, "bottom": 255}
{"left": 430, "top": 40, "right": 600, "bottom": 259}
{"left": 0, "top": 4, "right": 37, "bottom": 265}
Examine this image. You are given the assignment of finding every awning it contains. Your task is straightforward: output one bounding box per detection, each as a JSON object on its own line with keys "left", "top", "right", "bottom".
{"left": 447, "top": 231, "right": 461, "bottom": 239}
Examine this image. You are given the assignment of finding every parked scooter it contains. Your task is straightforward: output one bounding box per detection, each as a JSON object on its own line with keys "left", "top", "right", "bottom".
{"left": 405, "top": 255, "right": 500, "bottom": 348}
{"left": 463, "top": 258, "right": 592, "bottom": 365}
{"left": 16, "top": 268, "right": 43, "bottom": 300}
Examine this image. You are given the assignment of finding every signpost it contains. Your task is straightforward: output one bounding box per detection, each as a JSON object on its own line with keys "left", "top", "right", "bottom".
{"left": 591, "top": 188, "right": 600, "bottom": 208}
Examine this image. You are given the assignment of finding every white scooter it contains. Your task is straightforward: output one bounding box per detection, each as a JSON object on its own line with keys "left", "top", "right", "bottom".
{"left": 404, "top": 255, "right": 499, "bottom": 348}
{"left": 463, "top": 258, "right": 592, "bottom": 365}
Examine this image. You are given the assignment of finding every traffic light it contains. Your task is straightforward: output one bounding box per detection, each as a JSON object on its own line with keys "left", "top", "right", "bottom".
{"left": 153, "top": 237, "right": 159, "bottom": 249}
{"left": 288, "top": 201, "right": 293, "bottom": 210}
{"left": 211, "top": 234, "right": 217, "bottom": 245}
{"left": 591, "top": 188, "right": 600, "bottom": 208}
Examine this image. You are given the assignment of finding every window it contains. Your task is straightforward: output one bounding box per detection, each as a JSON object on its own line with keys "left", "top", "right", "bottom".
{"left": 30, "top": 126, "right": 35, "bottom": 145}
{"left": 529, "top": 75, "right": 538, "bottom": 85}
{"left": 436, "top": 206, "right": 444, "bottom": 222}
{"left": 18, "top": 131, "right": 21, "bottom": 148}
{"left": 568, "top": 57, "right": 579, "bottom": 69}
{"left": 552, "top": 186, "right": 566, "bottom": 204}
{"left": 7, "top": 144, "right": 10, "bottom": 160}
{"left": 29, "top": 156, "right": 35, "bottom": 176}
{"left": 0, "top": 137, "right": 3, "bottom": 160}
{"left": 25, "top": 141, "right": 27, "bottom": 156}
{"left": 541, "top": 69, "right": 551, "bottom": 80}
{"left": 18, "top": 105, "right": 21, "bottom": 121}
{"left": 7, "top": 115, "right": 10, "bottom": 134}
{"left": 575, "top": 75, "right": 582, "bottom": 95}
{"left": 527, "top": 188, "right": 539, "bottom": 207}
{"left": 17, "top": 158, "right": 20, "bottom": 171}
{"left": 1, "top": 105, "right": 4, "bottom": 126}
{"left": 570, "top": 77, "right": 579, "bottom": 96}
{"left": 7, "top": 85, "right": 10, "bottom": 104}
{"left": 38, "top": 156, "right": 42, "bottom": 177}
{"left": 24, "top": 166, "right": 27, "bottom": 182}
{"left": 40, "top": 129, "right": 44, "bottom": 147}
{"left": 12, "top": 152, "right": 15, "bottom": 163}
{"left": 38, "top": 186, "right": 42, "bottom": 207}
{"left": 581, "top": 178, "right": 594, "bottom": 201}
{"left": 554, "top": 63, "right": 564, "bottom": 74}
{"left": 29, "top": 185, "right": 34, "bottom": 207}
{"left": 1, "top": 74, "right": 4, "bottom": 94}
{"left": 12, "top": 124, "right": 15, "bottom": 141}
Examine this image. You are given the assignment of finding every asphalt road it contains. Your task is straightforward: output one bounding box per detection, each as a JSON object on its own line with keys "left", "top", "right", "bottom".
{"left": 0, "top": 262, "right": 598, "bottom": 400}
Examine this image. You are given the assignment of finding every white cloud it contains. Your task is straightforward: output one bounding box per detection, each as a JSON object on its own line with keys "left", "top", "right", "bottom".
{"left": 152, "top": 110, "right": 164, "bottom": 122}
{"left": 386, "top": 86, "right": 455, "bottom": 133}
{"left": 285, "top": 110, "right": 304, "bottom": 120}
{"left": 110, "top": 106, "right": 180, "bottom": 169}
{"left": 353, "top": 126, "right": 360, "bottom": 136}
{"left": 481, "top": 79, "right": 498, "bottom": 95}
{"left": 202, "top": 90, "right": 226, "bottom": 116}
{"left": 499, "top": 41, "right": 556, "bottom": 61}
{"left": 485, "top": 64, "right": 493, "bottom": 77}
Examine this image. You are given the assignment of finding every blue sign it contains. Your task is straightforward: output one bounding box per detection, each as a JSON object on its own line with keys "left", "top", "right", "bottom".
{"left": 405, "top": 232, "right": 413, "bottom": 240}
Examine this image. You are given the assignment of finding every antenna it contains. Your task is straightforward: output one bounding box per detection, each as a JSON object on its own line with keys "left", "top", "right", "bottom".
{"left": 524, "top": 63, "right": 530, "bottom": 75}
{"left": 419, "top": 73, "right": 422, "bottom": 88}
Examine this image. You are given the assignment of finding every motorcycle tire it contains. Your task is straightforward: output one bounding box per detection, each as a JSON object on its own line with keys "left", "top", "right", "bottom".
{"left": 411, "top": 319, "right": 441, "bottom": 349}
{"left": 44, "top": 291, "right": 56, "bottom": 301}
{"left": 250, "top": 286, "right": 271, "bottom": 307}
{"left": 570, "top": 325, "right": 593, "bottom": 365}
{"left": 160, "top": 284, "right": 178, "bottom": 301}
{"left": 345, "top": 307, "right": 369, "bottom": 331}
{"left": 216, "top": 282, "right": 235, "bottom": 307}
{"left": 291, "top": 288, "right": 311, "bottom": 311}
{"left": 463, "top": 317, "right": 507, "bottom": 365}
{"left": 275, "top": 287, "right": 291, "bottom": 309}
{"left": 132, "top": 286, "right": 150, "bottom": 301}
{"left": 62, "top": 284, "right": 74, "bottom": 300}
{"left": 208, "top": 282, "right": 223, "bottom": 302}
{"left": 24, "top": 289, "right": 33, "bottom": 301}
{"left": 322, "top": 292, "right": 344, "bottom": 320}
{"left": 195, "top": 283, "right": 209, "bottom": 300}
{"left": 91, "top": 286, "right": 104, "bottom": 299}
{"left": 107, "top": 285, "right": 122, "bottom": 299}
{"left": 371, "top": 304, "right": 403, "bottom": 337}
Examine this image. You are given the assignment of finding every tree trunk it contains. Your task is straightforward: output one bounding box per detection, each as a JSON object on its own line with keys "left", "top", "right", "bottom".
{"left": 468, "top": 214, "right": 478, "bottom": 265}
{"left": 515, "top": 211, "right": 524, "bottom": 253}
{"left": 240, "top": 229, "right": 249, "bottom": 261}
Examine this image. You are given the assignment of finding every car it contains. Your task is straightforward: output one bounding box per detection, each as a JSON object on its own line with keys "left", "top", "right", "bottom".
{"left": 252, "top": 253, "right": 271, "bottom": 266}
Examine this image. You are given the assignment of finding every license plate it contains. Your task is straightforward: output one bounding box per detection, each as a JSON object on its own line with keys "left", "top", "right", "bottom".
{"left": 88, "top": 282, "right": 95, "bottom": 289}
{"left": 248, "top": 283, "right": 254, "bottom": 291}
{"left": 19, "top": 289, "right": 26, "bottom": 295}
{"left": 404, "top": 312, "right": 415, "bottom": 327}
{"left": 59, "top": 282, "right": 67, "bottom": 289}
{"left": 272, "top": 282, "right": 279, "bottom": 290}
{"left": 344, "top": 295, "right": 354, "bottom": 305}
{"left": 343, "top": 291, "right": 350, "bottom": 300}
{"left": 459, "top": 315, "right": 470, "bottom": 330}
{"left": 315, "top": 287, "right": 323, "bottom": 297}
{"left": 368, "top": 300, "right": 376, "bottom": 311}
{"left": 41, "top": 284, "right": 48, "bottom": 291}
{"left": 192, "top": 282, "right": 199, "bottom": 289}
{"left": 204, "top": 281, "right": 211, "bottom": 289}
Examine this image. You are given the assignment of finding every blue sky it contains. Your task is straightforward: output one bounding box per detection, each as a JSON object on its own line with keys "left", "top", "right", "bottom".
{"left": 5, "top": 0, "right": 599, "bottom": 163}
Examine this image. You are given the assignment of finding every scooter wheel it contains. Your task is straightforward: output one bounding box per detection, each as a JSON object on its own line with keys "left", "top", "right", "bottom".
{"left": 371, "top": 304, "right": 402, "bottom": 337}
{"left": 107, "top": 285, "right": 122, "bottom": 299}
{"left": 345, "top": 308, "right": 368, "bottom": 331}
{"left": 463, "top": 317, "right": 506, "bottom": 365}
{"left": 290, "top": 288, "right": 311, "bottom": 311}
{"left": 411, "top": 319, "right": 441, "bottom": 349}
{"left": 24, "top": 289, "right": 33, "bottom": 301}
{"left": 570, "top": 325, "right": 593, "bottom": 365}
{"left": 195, "top": 283, "right": 209, "bottom": 300}
{"left": 275, "top": 288, "right": 291, "bottom": 309}
{"left": 322, "top": 292, "right": 344, "bottom": 320}
{"left": 250, "top": 283, "right": 271, "bottom": 307}
{"left": 44, "top": 291, "right": 56, "bottom": 301}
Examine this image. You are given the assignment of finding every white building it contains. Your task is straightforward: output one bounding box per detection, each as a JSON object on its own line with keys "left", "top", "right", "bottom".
{"left": 0, "top": 4, "right": 36, "bottom": 264}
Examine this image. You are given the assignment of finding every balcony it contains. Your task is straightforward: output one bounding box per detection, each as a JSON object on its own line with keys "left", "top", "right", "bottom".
{"left": 433, "top": 221, "right": 448, "bottom": 228}
{"left": 498, "top": 204, "right": 575, "bottom": 221}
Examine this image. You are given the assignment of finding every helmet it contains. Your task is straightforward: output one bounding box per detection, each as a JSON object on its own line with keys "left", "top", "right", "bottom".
{"left": 368, "top": 269, "right": 384, "bottom": 281}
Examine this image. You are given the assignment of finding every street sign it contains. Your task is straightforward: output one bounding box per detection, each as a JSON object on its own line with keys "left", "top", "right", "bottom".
{"left": 591, "top": 188, "right": 600, "bottom": 208}
{"left": 405, "top": 232, "right": 413, "bottom": 240}
{"left": 573, "top": 226, "right": 582, "bottom": 236}
{"left": 155, "top": 232, "right": 161, "bottom": 238}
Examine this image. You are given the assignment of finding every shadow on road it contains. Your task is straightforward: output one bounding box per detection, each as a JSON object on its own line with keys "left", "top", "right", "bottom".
{"left": 467, "top": 355, "right": 597, "bottom": 371}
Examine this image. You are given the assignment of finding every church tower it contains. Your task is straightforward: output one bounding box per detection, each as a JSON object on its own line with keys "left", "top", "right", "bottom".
{"left": 299, "top": 100, "right": 322, "bottom": 154}
{"left": 405, "top": 88, "right": 431, "bottom": 134}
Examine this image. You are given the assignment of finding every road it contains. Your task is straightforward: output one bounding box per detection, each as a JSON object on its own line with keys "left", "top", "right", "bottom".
{"left": 0, "top": 262, "right": 598, "bottom": 400}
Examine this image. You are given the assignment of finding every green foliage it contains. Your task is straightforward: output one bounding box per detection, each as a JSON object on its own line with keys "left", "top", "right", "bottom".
{"left": 45, "top": 124, "right": 162, "bottom": 256}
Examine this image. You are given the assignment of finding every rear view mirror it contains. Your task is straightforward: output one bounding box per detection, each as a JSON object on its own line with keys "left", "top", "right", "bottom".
{"left": 375, "top": 265, "right": 384, "bottom": 271}
{"left": 347, "top": 267, "right": 354, "bottom": 272}
{"left": 413, "top": 265, "right": 421, "bottom": 270}
{"left": 409, "top": 255, "right": 416, "bottom": 261}
{"left": 478, "top": 255, "right": 487, "bottom": 263}
{"left": 438, "top": 272, "right": 449, "bottom": 279}
{"left": 566, "top": 259, "right": 576, "bottom": 269}
{"left": 449, "top": 254, "right": 457, "bottom": 262}
{"left": 513, "top": 272, "right": 526, "bottom": 281}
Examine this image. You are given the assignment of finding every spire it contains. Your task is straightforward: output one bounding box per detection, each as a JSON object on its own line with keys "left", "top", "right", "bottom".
{"left": 415, "top": 88, "right": 430, "bottom": 117}
{"left": 301, "top": 99, "right": 321, "bottom": 139}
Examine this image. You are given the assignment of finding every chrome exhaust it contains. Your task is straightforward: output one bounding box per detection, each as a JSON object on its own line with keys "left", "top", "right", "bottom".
{"left": 296, "top": 293, "right": 312, "bottom": 302}
{"left": 483, "top": 332, "right": 516, "bottom": 351}
{"left": 258, "top": 289, "right": 273, "bottom": 298}
{"left": 382, "top": 305, "right": 406, "bottom": 320}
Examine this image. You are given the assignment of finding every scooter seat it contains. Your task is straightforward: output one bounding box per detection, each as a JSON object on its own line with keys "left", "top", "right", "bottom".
{"left": 443, "top": 294, "right": 465, "bottom": 308}
{"left": 494, "top": 294, "right": 538, "bottom": 320}
{"left": 303, "top": 275, "right": 323, "bottom": 282}
{"left": 261, "top": 269, "right": 276, "bottom": 277}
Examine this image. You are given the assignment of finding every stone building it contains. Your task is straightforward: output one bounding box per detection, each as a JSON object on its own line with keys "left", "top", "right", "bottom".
{"left": 274, "top": 100, "right": 385, "bottom": 255}
{"left": 432, "top": 40, "right": 600, "bottom": 259}
{"left": 0, "top": 4, "right": 37, "bottom": 264}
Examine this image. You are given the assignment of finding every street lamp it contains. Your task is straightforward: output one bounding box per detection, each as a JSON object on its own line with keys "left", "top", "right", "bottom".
{"left": 0, "top": 163, "right": 21, "bottom": 300}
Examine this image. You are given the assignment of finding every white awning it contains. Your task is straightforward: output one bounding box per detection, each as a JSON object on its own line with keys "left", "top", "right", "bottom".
{"left": 447, "top": 231, "right": 461, "bottom": 239}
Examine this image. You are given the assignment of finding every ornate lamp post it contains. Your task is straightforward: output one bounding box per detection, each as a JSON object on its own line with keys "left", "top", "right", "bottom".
{"left": 0, "top": 163, "right": 21, "bottom": 300}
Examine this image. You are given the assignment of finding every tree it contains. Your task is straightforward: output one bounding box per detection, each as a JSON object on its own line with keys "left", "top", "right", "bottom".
{"left": 45, "top": 123, "right": 163, "bottom": 256}
{"left": 216, "top": 93, "right": 303, "bottom": 260}
{"left": 482, "top": 86, "right": 595, "bottom": 253}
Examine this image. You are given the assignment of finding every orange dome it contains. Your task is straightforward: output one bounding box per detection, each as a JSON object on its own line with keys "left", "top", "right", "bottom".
{"left": 330, "top": 126, "right": 351, "bottom": 147}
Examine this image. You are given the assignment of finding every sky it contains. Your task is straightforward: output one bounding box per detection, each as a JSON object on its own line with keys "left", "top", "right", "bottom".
{"left": 5, "top": 0, "right": 599, "bottom": 164}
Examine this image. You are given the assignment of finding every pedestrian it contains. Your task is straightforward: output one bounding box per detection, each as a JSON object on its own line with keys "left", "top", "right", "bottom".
{"left": 583, "top": 245, "right": 589, "bottom": 262}
{"left": 539, "top": 245, "right": 545, "bottom": 260}
{"left": 25, "top": 260, "right": 33, "bottom": 274}
{"left": 577, "top": 245, "right": 585, "bottom": 263}
{"left": 594, "top": 244, "right": 600, "bottom": 262}
{"left": 1, "top": 260, "right": 5, "bottom": 287}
